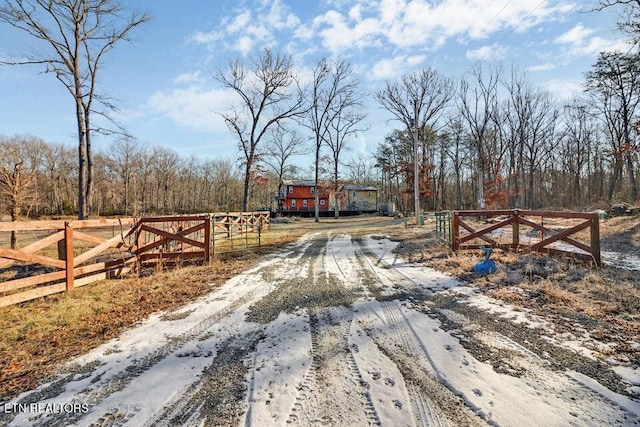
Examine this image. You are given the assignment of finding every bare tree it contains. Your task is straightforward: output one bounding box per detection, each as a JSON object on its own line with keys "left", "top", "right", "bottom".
{"left": 345, "top": 154, "right": 377, "bottom": 186}
{"left": 105, "top": 137, "right": 141, "bottom": 215}
{"left": 0, "top": 0, "right": 149, "bottom": 219}
{"left": 585, "top": 51, "right": 640, "bottom": 202}
{"left": 41, "top": 142, "right": 75, "bottom": 215}
{"left": 0, "top": 137, "right": 35, "bottom": 248}
{"left": 303, "top": 59, "right": 362, "bottom": 222}
{"left": 216, "top": 48, "right": 306, "bottom": 212}
{"left": 459, "top": 62, "right": 501, "bottom": 209}
{"left": 442, "top": 117, "right": 471, "bottom": 210}
{"left": 325, "top": 80, "right": 367, "bottom": 218}
{"left": 261, "top": 125, "right": 307, "bottom": 184}
{"left": 596, "top": 0, "right": 640, "bottom": 46}
{"left": 598, "top": 0, "right": 640, "bottom": 4}
{"left": 375, "top": 130, "right": 415, "bottom": 215}
{"left": 150, "top": 147, "right": 181, "bottom": 214}
{"left": 561, "top": 98, "right": 599, "bottom": 206}
{"left": 376, "top": 68, "right": 453, "bottom": 135}
{"left": 376, "top": 68, "right": 454, "bottom": 214}
{"left": 501, "top": 69, "right": 560, "bottom": 209}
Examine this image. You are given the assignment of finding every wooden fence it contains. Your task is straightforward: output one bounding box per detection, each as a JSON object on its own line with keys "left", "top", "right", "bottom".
{"left": 451, "top": 209, "right": 601, "bottom": 266}
{"left": 212, "top": 211, "right": 270, "bottom": 254}
{"left": 134, "top": 215, "right": 211, "bottom": 268}
{"left": 0, "top": 212, "right": 270, "bottom": 307}
{"left": 0, "top": 218, "right": 137, "bottom": 307}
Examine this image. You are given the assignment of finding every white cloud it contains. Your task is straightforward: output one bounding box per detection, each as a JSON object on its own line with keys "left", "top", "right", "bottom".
{"left": 371, "top": 56, "right": 405, "bottom": 80}
{"left": 227, "top": 10, "right": 252, "bottom": 33}
{"left": 190, "top": 0, "right": 299, "bottom": 55}
{"left": 173, "top": 71, "right": 205, "bottom": 85}
{"left": 311, "top": 10, "right": 382, "bottom": 52}
{"left": 369, "top": 54, "right": 426, "bottom": 80}
{"left": 146, "top": 85, "right": 234, "bottom": 132}
{"left": 235, "top": 36, "right": 255, "bottom": 56}
{"left": 555, "top": 23, "right": 629, "bottom": 57}
{"left": 555, "top": 23, "right": 593, "bottom": 45}
{"left": 541, "top": 78, "right": 582, "bottom": 100}
{"left": 528, "top": 63, "right": 556, "bottom": 72}
{"left": 407, "top": 55, "right": 426, "bottom": 65}
{"left": 466, "top": 43, "right": 507, "bottom": 61}
{"left": 265, "top": 0, "right": 300, "bottom": 29}
{"left": 190, "top": 30, "right": 222, "bottom": 45}
{"left": 306, "top": 0, "right": 576, "bottom": 54}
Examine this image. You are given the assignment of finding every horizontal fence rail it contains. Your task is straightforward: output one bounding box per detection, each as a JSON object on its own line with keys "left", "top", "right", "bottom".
{"left": 212, "top": 212, "right": 269, "bottom": 254}
{"left": 0, "top": 212, "right": 270, "bottom": 307}
{"left": 134, "top": 215, "right": 211, "bottom": 268}
{"left": 451, "top": 209, "right": 601, "bottom": 266}
{"left": 0, "top": 218, "right": 137, "bottom": 307}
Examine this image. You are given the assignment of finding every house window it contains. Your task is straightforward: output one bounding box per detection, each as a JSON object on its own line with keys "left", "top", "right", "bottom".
{"left": 352, "top": 191, "right": 356, "bottom": 196}
{"left": 291, "top": 199, "right": 297, "bottom": 207}
{"left": 310, "top": 186, "right": 315, "bottom": 194}
{"left": 320, "top": 199, "right": 325, "bottom": 206}
{"left": 288, "top": 186, "right": 293, "bottom": 194}
{"left": 368, "top": 191, "right": 372, "bottom": 197}
{"left": 303, "top": 199, "right": 308, "bottom": 207}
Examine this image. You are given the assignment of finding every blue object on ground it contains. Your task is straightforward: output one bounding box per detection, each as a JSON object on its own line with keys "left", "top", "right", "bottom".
{"left": 472, "top": 247, "right": 496, "bottom": 275}
{"left": 472, "top": 259, "right": 497, "bottom": 275}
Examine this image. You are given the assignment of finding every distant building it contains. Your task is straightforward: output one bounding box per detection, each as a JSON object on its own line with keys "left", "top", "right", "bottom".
{"left": 278, "top": 179, "right": 331, "bottom": 213}
{"left": 277, "top": 180, "right": 378, "bottom": 216}
{"left": 342, "top": 185, "right": 377, "bottom": 212}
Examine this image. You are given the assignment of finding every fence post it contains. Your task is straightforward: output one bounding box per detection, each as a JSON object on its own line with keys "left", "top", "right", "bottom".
{"left": 591, "top": 211, "right": 602, "bottom": 267}
{"left": 245, "top": 220, "right": 248, "bottom": 250}
{"left": 205, "top": 215, "right": 211, "bottom": 264}
{"left": 134, "top": 219, "right": 142, "bottom": 273}
{"left": 447, "top": 210, "right": 452, "bottom": 248}
{"left": 452, "top": 211, "right": 459, "bottom": 251}
{"left": 212, "top": 215, "right": 216, "bottom": 256}
{"left": 512, "top": 209, "right": 520, "bottom": 250}
{"left": 64, "top": 221, "right": 74, "bottom": 292}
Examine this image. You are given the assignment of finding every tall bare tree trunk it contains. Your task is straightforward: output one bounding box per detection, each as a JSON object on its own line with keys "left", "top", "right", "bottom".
{"left": 76, "top": 98, "right": 88, "bottom": 219}
{"left": 628, "top": 156, "right": 639, "bottom": 201}
{"left": 242, "top": 161, "right": 252, "bottom": 212}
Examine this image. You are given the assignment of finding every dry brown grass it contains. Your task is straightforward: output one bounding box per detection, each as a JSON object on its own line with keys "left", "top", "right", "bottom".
{"left": 0, "top": 225, "right": 304, "bottom": 401}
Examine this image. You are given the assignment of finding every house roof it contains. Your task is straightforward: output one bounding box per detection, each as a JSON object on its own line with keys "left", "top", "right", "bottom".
{"left": 344, "top": 185, "right": 377, "bottom": 191}
{"left": 281, "top": 179, "right": 316, "bottom": 187}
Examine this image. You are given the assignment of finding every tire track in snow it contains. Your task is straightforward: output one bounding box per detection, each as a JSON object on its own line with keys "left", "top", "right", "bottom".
{"left": 380, "top": 302, "right": 450, "bottom": 427}
{"left": 341, "top": 320, "right": 382, "bottom": 426}
{"left": 149, "top": 328, "right": 265, "bottom": 427}
{"left": 285, "top": 310, "right": 381, "bottom": 426}
{"left": 326, "top": 234, "right": 350, "bottom": 281}
{"left": 354, "top": 299, "right": 479, "bottom": 426}
{"left": 285, "top": 313, "right": 325, "bottom": 426}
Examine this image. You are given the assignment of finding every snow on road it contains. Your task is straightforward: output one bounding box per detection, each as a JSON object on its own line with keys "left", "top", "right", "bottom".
{"left": 2, "top": 231, "right": 639, "bottom": 426}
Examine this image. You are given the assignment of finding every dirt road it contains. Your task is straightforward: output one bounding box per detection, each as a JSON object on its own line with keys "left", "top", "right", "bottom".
{"left": 2, "top": 224, "right": 639, "bottom": 426}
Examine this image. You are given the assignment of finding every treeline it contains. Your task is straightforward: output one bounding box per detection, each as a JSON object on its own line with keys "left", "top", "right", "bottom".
{"left": 374, "top": 64, "right": 640, "bottom": 213}
{"left": 0, "top": 135, "right": 270, "bottom": 218}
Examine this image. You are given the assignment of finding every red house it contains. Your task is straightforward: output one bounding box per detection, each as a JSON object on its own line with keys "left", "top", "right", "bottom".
{"left": 278, "top": 179, "right": 331, "bottom": 213}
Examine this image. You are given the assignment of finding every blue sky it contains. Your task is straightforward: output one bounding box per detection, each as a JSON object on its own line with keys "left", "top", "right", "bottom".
{"left": 0, "top": 0, "right": 629, "bottom": 170}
